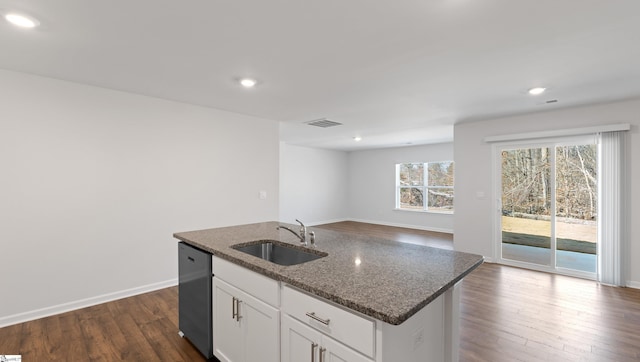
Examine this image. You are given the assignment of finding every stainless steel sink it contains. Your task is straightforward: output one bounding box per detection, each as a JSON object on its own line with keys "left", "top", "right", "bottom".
{"left": 232, "top": 240, "right": 327, "bottom": 266}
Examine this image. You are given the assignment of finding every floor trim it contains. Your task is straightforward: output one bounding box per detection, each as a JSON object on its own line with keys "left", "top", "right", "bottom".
{"left": 306, "top": 218, "right": 350, "bottom": 226}
{"left": 347, "top": 218, "right": 453, "bottom": 234}
{"left": 627, "top": 280, "right": 640, "bottom": 289}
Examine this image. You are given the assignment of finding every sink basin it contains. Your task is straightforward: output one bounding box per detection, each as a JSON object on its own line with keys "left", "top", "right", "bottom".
{"left": 232, "top": 240, "right": 327, "bottom": 266}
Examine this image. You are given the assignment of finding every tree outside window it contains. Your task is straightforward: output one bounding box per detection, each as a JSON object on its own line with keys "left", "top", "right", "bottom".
{"left": 396, "top": 162, "right": 454, "bottom": 213}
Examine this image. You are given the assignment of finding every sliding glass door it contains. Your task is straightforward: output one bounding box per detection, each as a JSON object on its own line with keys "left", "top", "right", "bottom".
{"left": 554, "top": 143, "right": 598, "bottom": 273}
{"left": 498, "top": 137, "right": 597, "bottom": 277}
{"left": 500, "top": 146, "right": 553, "bottom": 266}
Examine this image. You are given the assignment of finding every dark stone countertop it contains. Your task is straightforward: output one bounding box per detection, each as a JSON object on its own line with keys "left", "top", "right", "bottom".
{"left": 174, "top": 221, "right": 483, "bottom": 325}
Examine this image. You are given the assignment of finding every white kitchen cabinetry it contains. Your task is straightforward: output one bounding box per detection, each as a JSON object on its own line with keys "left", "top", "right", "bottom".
{"left": 213, "top": 279, "right": 243, "bottom": 362}
{"left": 212, "top": 256, "right": 280, "bottom": 362}
{"left": 281, "top": 285, "right": 374, "bottom": 362}
{"left": 282, "top": 314, "right": 373, "bottom": 362}
{"left": 282, "top": 283, "right": 460, "bottom": 362}
{"left": 212, "top": 255, "right": 461, "bottom": 362}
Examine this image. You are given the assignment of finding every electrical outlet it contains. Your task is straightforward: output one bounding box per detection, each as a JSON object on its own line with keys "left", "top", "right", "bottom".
{"left": 259, "top": 191, "right": 267, "bottom": 200}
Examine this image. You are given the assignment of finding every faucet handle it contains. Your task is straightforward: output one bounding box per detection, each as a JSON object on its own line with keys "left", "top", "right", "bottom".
{"left": 309, "top": 231, "right": 316, "bottom": 247}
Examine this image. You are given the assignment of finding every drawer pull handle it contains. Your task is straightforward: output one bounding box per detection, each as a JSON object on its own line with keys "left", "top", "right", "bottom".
{"left": 305, "top": 312, "right": 330, "bottom": 326}
{"left": 311, "top": 342, "right": 318, "bottom": 362}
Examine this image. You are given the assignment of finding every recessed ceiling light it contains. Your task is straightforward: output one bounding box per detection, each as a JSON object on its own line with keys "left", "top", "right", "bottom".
{"left": 353, "top": 136, "right": 362, "bottom": 142}
{"left": 239, "top": 78, "right": 257, "bottom": 88}
{"left": 528, "top": 87, "right": 546, "bottom": 95}
{"left": 5, "top": 12, "right": 40, "bottom": 28}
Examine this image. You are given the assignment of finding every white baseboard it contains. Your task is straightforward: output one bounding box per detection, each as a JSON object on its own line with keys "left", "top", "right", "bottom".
{"left": 307, "top": 218, "right": 350, "bottom": 227}
{"left": 0, "top": 278, "right": 178, "bottom": 328}
{"left": 626, "top": 280, "right": 640, "bottom": 289}
{"left": 347, "top": 218, "right": 453, "bottom": 234}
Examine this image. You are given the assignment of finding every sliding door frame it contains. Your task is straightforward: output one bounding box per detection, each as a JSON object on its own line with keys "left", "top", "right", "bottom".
{"left": 492, "top": 135, "right": 598, "bottom": 280}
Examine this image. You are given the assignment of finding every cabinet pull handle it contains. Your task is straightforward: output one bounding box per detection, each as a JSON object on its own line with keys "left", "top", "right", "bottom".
{"left": 305, "top": 312, "right": 330, "bottom": 326}
{"left": 231, "top": 297, "right": 242, "bottom": 320}
{"left": 311, "top": 342, "right": 318, "bottom": 362}
{"left": 319, "top": 347, "right": 326, "bottom": 362}
{"left": 232, "top": 297, "right": 237, "bottom": 319}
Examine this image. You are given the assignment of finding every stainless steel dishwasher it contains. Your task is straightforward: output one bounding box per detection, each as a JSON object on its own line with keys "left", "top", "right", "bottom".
{"left": 178, "top": 242, "right": 213, "bottom": 359}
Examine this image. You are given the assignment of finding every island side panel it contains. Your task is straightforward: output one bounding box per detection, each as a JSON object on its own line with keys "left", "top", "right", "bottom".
{"left": 444, "top": 282, "right": 461, "bottom": 362}
{"left": 376, "top": 291, "right": 446, "bottom": 362}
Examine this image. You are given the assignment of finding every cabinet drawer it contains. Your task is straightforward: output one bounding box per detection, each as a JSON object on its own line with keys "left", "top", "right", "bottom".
{"left": 281, "top": 285, "right": 375, "bottom": 358}
{"left": 213, "top": 256, "right": 279, "bottom": 307}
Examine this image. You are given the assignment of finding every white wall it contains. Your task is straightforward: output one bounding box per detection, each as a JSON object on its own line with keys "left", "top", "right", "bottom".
{"left": 0, "top": 69, "right": 279, "bottom": 326}
{"left": 347, "top": 143, "right": 454, "bottom": 233}
{"left": 454, "top": 98, "right": 640, "bottom": 286}
{"left": 279, "top": 143, "right": 349, "bottom": 225}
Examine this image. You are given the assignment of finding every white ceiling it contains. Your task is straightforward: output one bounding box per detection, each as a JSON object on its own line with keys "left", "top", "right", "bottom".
{"left": 1, "top": 1, "right": 640, "bottom": 151}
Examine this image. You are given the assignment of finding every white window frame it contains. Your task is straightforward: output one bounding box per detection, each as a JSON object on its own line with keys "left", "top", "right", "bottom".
{"left": 395, "top": 161, "right": 454, "bottom": 214}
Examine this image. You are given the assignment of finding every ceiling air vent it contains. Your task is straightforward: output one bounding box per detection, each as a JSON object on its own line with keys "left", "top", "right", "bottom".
{"left": 305, "top": 118, "right": 343, "bottom": 128}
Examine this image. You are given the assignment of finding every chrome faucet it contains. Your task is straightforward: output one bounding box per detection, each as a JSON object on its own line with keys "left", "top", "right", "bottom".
{"left": 277, "top": 219, "right": 307, "bottom": 245}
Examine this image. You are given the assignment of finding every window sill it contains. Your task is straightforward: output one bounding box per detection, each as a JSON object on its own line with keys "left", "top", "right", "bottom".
{"left": 393, "top": 208, "right": 454, "bottom": 215}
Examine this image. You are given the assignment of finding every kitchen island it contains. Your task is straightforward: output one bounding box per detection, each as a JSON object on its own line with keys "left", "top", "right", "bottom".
{"left": 174, "top": 221, "right": 483, "bottom": 362}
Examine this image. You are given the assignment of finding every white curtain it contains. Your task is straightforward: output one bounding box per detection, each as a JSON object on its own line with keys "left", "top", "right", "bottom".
{"left": 597, "top": 131, "right": 627, "bottom": 286}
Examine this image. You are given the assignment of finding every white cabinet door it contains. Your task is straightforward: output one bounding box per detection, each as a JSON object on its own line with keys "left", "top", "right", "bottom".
{"left": 213, "top": 279, "right": 243, "bottom": 362}
{"left": 243, "top": 294, "right": 279, "bottom": 362}
{"left": 282, "top": 314, "right": 373, "bottom": 362}
{"left": 282, "top": 314, "right": 321, "bottom": 362}
{"left": 214, "top": 278, "right": 279, "bottom": 362}
{"left": 322, "top": 335, "right": 373, "bottom": 362}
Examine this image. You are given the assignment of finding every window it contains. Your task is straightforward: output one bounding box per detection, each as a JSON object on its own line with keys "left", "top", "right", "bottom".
{"left": 396, "top": 161, "right": 454, "bottom": 213}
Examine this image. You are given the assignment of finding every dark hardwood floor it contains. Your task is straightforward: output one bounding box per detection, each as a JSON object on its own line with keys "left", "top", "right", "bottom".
{"left": 2, "top": 221, "right": 639, "bottom": 361}
{"left": 316, "top": 221, "right": 454, "bottom": 250}
{"left": 0, "top": 287, "right": 206, "bottom": 361}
